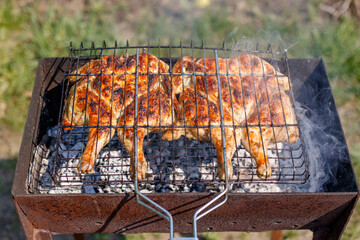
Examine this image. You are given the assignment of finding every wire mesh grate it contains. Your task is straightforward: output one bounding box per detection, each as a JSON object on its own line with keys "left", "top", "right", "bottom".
{"left": 29, "top": 41, "right": 309, "bottom": 194}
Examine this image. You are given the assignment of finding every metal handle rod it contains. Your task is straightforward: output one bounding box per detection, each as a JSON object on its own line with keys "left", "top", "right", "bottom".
{"left": 132, "top": 48, "right": 229, "bottom": 240}
{"left": 192, "top": 190, "right": 228, "bottom": 237}
{"left": 135, "top": 193, "right": 175, "bottom": 239}
{"left": 192, "top": 49, "right": 229, "bottom": 238}
{"left": 133, "top": 49, "right": 175, "bottom": 239}
{"left": 194, "top": 191, "right": 228, "bottom": 221}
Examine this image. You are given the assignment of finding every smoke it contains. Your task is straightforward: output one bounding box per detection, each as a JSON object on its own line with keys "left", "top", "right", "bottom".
{"left": 224, "top": 28, "right": 299, "bottom": 54}
{"left": 293, "top": 85, "right": 350, "bottom": 192}
{"left": 221, "top": 32, "right": 353, "bottom": 193}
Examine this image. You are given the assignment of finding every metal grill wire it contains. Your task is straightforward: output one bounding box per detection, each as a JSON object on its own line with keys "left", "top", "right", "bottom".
{"left": 53, "top": 40, "right": 308, "bottom": 191}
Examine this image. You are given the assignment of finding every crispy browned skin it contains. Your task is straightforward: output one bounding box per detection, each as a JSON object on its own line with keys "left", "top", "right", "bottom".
{"left": 116, "top": 54, "right": 178, "bottom": 180}
{"left": 62, "top": 53, "right": 178, "bottom": 179}
{"left": 171, "top": 55, "right": 290, "bottom": 125}
{"left": 241, "top": 92, "right": 299, "bottom": 177}
{"left": 164, "top": 54, "right": 297, "bottom": 179}
{"left": 63, "top": 55, "right": 128, "bottom": 174}
{"left": 117, "top": 87, "right": 176, "bottom": 180}
{"left": 162, "top": 87, "right": 242, "bottom": 180}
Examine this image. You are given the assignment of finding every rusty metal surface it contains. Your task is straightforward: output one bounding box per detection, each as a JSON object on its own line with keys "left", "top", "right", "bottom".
{"left": 12, "top": 58, "right": 68, "bottom": 196}
{"left": 12, "top": 192, "right": 358, "bottom": 235}
{"left": 12, "top": 57, "right": 359, "bottom": 240}
{"left": 290, "top": 58, "right": 358, "bottom": 193}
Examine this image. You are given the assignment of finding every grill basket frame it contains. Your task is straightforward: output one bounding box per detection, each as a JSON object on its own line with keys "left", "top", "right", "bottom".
{"left": 34, "top": 42, "right": 309, "bottom": 194}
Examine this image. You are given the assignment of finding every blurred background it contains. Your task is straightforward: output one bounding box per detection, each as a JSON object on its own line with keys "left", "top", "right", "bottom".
{"left": 0, "top": 0, "right": 359, "bottom": 239}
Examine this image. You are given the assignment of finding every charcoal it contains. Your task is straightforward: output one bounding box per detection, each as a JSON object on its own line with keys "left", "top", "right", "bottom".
{"left": 37, "top": 118, "right": 308, "bottom": 194}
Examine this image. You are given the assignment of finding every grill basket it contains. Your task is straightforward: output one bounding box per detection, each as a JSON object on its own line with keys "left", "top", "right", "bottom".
{"left": 30, "top": 41, "right": 308, "bottom": 195}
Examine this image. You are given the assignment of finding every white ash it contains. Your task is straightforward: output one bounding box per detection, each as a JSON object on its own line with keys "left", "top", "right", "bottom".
{"left": 34, "top": 124, "right": 307, "bottom": 194}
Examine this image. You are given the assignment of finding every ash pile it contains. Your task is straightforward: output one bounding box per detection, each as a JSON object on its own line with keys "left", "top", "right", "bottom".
{"left": 34, "top": 125, "right": 304, "bottom": 194}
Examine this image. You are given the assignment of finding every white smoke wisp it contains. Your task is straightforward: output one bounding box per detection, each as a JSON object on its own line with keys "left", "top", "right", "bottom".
{"left": 294, "top": 86, "right": 349, "bottom": 193}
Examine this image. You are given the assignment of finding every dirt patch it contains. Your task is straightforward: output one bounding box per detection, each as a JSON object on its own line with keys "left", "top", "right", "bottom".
{"left": 0, "top": 125, "right": 24, "bottom": 239}
{"left": 0, "top": 159, "right": 25, "bottom": 239}
{"left": 0, "top": 125, "right": 22, "bottom": 161}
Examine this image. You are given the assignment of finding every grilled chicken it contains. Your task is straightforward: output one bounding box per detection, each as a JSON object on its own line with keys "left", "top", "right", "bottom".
{"left": 62, "top": 55, "right": 127, "bottom": 174}
{"left": 241, "top": 91, "right": 299, "bottom": 177}
{"left": 62, "top": 53, "right": 178, "bottom": 180}
{"left": 162, "top": 86, "right": 242, "bottom": 180}
{"left": 115, "top": 54, "right": 179, "bottom": 180}
{"left": 62, "top": 52, "right": 298, "bottom": 181}
{"left": 163, "top": 55, "right": 298, "bottom": 179}
{"left": 117, "top": 86, "right": 177, "bottom": 180}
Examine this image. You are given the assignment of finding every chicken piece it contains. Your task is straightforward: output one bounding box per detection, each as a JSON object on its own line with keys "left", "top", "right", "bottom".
{"left": 62, "top": 53, "right": 177, "bottom": 176}
{"left": 75, "top": 90, "right": 117, "bottom": 174}
{"left": 171, "top": 55, "right": 290, "bottom": 95}
{"left": 68, "top": 59, "right": 106, "bottom": 82}
{"left": 171, "top": 55, "right": 290, "bottom": 124}
{"left": 241, "top": 92, "right": 299, "bottom": 178}
{"left": 62, "top": 55, "right": 126, "bottom": 174}
{"left": 114, "top": 54, "right": 179, "bottom": 180}
{"left": 164, "top": 54, "right": 296, "bottom": 179}
{"left": 163, "top": 87, "right": 241, "bottom": 179}
{"left": 117, "top": 86, "right": 178, "bottom": 180}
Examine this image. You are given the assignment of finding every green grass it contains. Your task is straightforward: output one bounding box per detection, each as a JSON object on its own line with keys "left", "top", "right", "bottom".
{"left": 1, "top": 0, "right": 360, "bottom": 131}
{"left": 291, "top": 16, "right": 360, "bottom": 105}
{"left": 1, "top": 0, "right": 360, "bottom": 239}
{"left": 0, "top": 0, "right": 117, "bottom": 130}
